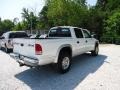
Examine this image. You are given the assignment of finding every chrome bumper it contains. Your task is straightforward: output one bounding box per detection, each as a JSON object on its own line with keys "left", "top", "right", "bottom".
{"left": 10, "top": 53, "right": 39, "bottom": 67}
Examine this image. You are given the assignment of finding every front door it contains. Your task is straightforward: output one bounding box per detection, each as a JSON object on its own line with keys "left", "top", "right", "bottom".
{"left": 82, "top": 29, "right": 94, "bottom": 51}
{"left": 73, "top": 28, "right": 86, "bottom": 56}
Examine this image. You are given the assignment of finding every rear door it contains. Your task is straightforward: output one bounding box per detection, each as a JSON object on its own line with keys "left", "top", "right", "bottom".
{"left": 73, "top": 28, "right": 86, "bottom": 55}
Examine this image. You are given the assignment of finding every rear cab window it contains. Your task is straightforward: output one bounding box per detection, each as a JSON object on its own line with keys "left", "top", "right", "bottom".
{"left": 9, "top": 32, "right": 28, "bottom": 38}
{"left": 49, "top": 28, "right": 71, "bottom": 37}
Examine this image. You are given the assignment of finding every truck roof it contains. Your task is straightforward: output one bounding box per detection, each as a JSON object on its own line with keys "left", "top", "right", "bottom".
{"left": 4, "top": 31, "right": 26, "bottom": 35}
{"left": 6, "top": 31, "right": 25, "bottom": 33}
{"left": 51, "top": 26, "right": 83, "bottom": 30}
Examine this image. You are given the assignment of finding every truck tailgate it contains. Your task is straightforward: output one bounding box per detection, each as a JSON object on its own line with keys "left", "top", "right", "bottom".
{"left": 13, "top": 39, "right": 36, "bottom": 57}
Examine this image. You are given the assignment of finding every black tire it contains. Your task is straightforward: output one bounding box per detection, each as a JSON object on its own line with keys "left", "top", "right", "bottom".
{"left": 3, "top": 44, "right": 8, "bottom": 53}
{"left": 56, "top": 52, "right": 71, "bottom": 73}
{"left": 4, "top": 47, "right": 13, "bottom": 53}
{"left": 91, "top": 44, "right": 99, "bottom": 56}
{"left": 5, "top": 47, "right": 9, "bottom": 53}
{"left": 4, "top": 43, "right": 13, "bottom": 53}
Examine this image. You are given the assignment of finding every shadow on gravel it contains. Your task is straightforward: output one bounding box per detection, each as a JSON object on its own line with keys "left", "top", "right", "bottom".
{"left": 15, "top": 54, "right": 107, "bottom": 90}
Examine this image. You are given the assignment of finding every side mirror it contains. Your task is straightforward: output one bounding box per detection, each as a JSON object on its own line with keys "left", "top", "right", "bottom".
{"left": 91, "top": 34, "right": 96, "bottom": 38}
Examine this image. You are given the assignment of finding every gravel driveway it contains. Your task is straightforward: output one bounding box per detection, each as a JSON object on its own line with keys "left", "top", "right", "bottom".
{"left": 0, "top": 44, "right": 120, "bottom": 90}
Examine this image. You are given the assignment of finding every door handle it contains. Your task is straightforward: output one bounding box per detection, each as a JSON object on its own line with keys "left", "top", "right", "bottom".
{"left": 85, "top": 40, "right": 88, "bottom": 43}
{"left": 21, "top": 43, "right": 24, "bottom": 46}
{"left": 77, "top": 41, "right": 79, "bottom": 44}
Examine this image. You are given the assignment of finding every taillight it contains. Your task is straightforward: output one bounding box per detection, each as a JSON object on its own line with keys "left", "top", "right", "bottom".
{"left": 35, "top": 44, "right": 42, "bottom": 55}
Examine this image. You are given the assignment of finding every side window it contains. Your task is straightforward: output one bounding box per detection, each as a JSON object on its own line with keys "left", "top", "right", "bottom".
{"left": 15, "top": 32, "right": 28, "bottom": 38}
{"left": 74, "top": 28, "right": 83, "bottom": 38}
{"left": 9, "top": 32, "right": 28, "bottom": 38}
{"left": 9, "top": 33, "right": 15, "bottom": 38}
{"left": 83, "top": 30, "right": 91, "bottom": 38}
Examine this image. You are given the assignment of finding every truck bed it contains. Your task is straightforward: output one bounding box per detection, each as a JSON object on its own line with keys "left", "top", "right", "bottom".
{"left": 13, "top": 38, "right": 75, "bottom": 63}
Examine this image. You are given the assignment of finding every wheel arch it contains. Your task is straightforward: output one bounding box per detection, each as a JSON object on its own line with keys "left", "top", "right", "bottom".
{"left": 54, "top": 44, "right": 72, "bottom": 63}
{"left": 95, "top": 41, "right": 99, "bottom": 47}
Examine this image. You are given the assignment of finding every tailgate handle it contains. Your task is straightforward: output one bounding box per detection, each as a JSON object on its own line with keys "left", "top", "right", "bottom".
{"left": 21, "top": 43, "right": 24, "bottom": 46}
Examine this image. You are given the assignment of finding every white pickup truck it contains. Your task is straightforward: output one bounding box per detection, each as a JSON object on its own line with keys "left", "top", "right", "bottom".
{"left": 11, "top": 26, "right": 99, "bottom": 73}
{"left": 0, "top": 31, "right": 28, "bottom": 53}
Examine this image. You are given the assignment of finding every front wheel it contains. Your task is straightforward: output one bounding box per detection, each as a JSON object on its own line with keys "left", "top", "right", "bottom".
{"left": 56, "top": 52, "right": 71, "bottom": 73}
{"left": 91, "top": 45, "right": 99, "bottom": 56}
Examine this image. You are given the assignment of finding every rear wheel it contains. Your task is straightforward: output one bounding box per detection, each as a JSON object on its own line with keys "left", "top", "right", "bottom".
{"left": 91, "top": 44, "right": 99, "bottom": 56}
{"left": 4, "top": 43, "right": 13, "bottom": 53}
{"left": 56, "top": 52, "right": 71, "bottom": 73}
{"left": 4, "top": 47, "right": 13, "bottom": 53}
{"left": 5, "top": 47, "right": 9, "bottom": 53}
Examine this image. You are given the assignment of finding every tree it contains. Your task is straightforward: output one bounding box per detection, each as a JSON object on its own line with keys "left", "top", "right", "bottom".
{"left": 96, "top": 0, "right": 107, "bottom": 10}
{"left": 85, "top": 7, "right": 106, "bottom": 39}
{"left": 13, "top": 18, "right": 19, "bottom": 25}
{"left": 46, "top": 0, "right": 88, "bottom": 27}
{"left": 37, "top": 6, "right": 50, "bottom": 29}
{"left": 13, "top": 23, "right": 22, "bottom": 31}
{"left": 104, "top": 11, "right": 120, "bottom": 37}
{"left": 21, "top": 8, "right": 37, "bottom": 30}
{"left": 0, "top": 19, "right": 14, "bottom": 32}
{"left": 105, "top": 0, "right": 120, "bottom": 11}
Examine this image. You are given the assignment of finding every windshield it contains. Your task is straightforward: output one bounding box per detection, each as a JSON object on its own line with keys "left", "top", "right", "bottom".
{"left": 49, "top": 28, "right": 71, "bottom": 37}
{"left": 9, "top": 32, "right": 28, "bottom": 38}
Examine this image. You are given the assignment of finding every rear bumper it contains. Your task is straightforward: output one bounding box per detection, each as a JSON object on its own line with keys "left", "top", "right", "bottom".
{"left": 10, "top": 53, "right": 39, "bottom": 67}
